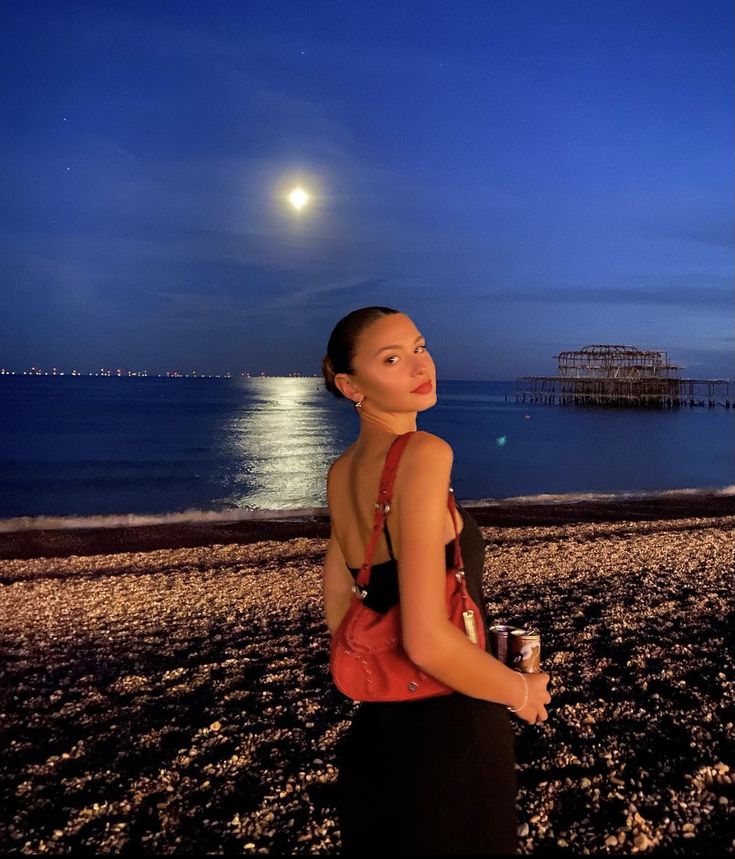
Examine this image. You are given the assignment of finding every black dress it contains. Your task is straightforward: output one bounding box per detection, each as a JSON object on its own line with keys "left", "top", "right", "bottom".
{"left": 334, "top": 502, "right": 519, "bottom": 855}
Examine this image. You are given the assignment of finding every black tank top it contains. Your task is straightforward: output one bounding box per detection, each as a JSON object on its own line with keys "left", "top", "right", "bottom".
{"left": 346, "top": 502, "right": 492, "bottom": 652}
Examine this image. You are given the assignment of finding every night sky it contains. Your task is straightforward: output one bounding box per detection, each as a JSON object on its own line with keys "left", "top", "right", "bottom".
{"left": 1, "top": 0, "right": 732, "bottom": 379}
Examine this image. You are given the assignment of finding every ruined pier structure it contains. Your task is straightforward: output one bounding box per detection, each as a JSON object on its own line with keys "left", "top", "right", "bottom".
{"left": 516, "top": 345, "right": 732, "bottom": 408}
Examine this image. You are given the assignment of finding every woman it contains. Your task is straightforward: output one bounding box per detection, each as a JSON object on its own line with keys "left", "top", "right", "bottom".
{"left": 321, "top": 306, "right": 551, "bottom": 855}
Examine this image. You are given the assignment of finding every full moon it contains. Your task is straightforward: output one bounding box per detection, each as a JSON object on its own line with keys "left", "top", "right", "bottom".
{"left": 288, "top": 187, "right": 309, "bottom": 210}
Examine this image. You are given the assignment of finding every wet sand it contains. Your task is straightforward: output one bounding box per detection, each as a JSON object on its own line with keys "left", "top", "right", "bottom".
{"left": 1, "top": 496, "right": 734, "bottom": 854}
{"left": 3, "top": 489, "right": 734, "bottom": 563}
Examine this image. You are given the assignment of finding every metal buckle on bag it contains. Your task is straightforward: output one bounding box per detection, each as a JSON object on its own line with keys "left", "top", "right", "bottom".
{"left": 352, "top": 584, "right": 368, "bottom": 599}
{"left": 462, "top": 610, "right": 479, "bottom": 644}
{"left": 374, "top": 501, "right": 391, "bottom": 513}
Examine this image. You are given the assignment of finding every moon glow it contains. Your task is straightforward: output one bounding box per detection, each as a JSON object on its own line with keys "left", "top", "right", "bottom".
{"left": 288, "top": 188, "right": 309, "bottom": 210}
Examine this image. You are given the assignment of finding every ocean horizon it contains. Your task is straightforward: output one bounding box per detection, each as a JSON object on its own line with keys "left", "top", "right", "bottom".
{"left": 1, "top": 375, "right": 733, "bottom": 522}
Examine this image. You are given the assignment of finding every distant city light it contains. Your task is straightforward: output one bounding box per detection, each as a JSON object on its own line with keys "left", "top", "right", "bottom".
{"left": 1, "top": 365, "right": 319, "bottom": 378}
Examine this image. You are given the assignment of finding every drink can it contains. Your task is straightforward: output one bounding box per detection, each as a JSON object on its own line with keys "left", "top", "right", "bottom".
{"left": 488, "top": 624, "right": 517, "bottom": 666}
{"left": 509, "top": 628, "right": 541, "bottom": 673}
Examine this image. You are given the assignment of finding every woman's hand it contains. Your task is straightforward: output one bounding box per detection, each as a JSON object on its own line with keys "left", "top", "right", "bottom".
{"left": 509, "top": 671, "right": 552, "bottom": 725}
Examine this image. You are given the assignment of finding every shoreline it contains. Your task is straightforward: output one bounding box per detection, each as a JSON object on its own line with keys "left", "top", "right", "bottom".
{"left": 1, "top": 487, "right": 735, "bottom": 561}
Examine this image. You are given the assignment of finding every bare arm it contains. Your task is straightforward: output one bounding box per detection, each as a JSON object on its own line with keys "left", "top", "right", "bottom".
{"left": 396, "top": 432, "right": 548, "bottom": 717}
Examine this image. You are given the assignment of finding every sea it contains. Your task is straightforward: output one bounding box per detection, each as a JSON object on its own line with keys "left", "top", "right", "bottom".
{"left": 1, "top": 376, "right": 733, "bottom": 526}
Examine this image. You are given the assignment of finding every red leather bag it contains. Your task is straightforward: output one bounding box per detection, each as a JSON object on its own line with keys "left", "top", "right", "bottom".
{"left": 329, "top": 430, "right": 486, "bottom": 702}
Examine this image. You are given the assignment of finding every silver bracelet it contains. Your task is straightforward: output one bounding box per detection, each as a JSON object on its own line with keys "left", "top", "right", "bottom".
{"left": 507, "top": 673, "right": 528, "bottom": 713}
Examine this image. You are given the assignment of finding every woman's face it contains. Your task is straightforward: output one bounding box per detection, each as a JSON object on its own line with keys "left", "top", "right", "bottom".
{"left": 347, "top": 313, "right": 437, "bottom": 411}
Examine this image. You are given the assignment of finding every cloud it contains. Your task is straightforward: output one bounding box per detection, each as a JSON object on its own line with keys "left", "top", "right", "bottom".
{"left": 12, "top": 9, "right": 241, "bottom": 62}
{"left": 665, "top": 345, "right": 735, "bottom": 379}
{"left": 662, "top": 215, "right": 734, "bottom": 250}
{"left": 155, "top": 288, "right": 252, "bottom": 325}
{"left": 270, "top": 275, "right": 416, "bottom": 311}
{"left": 480, "top": 279, "right": 732, "bottom": 309}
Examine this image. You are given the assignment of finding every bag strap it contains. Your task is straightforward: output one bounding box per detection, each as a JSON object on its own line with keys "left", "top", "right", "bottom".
{"left": 354, "top": 431, "right": 465, "bottom": 592}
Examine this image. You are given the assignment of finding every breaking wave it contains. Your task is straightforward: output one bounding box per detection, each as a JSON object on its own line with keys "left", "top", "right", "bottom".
{"left": 1, "top": 486, "right": 733, "bottom": 533}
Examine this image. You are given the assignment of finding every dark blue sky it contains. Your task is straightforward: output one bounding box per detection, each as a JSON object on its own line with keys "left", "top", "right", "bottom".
{"left": 1, "top": 0, "right": 732, "bottom": 378}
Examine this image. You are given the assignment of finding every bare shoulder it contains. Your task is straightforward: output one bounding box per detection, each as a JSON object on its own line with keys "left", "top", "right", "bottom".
{"left": 327, "top": 443, "right": 354, "bottom": 474}
{"left": 392, "top": 432, "right": 455, "bottom": 542}
{"left": 399, "top": 430, "right": 454, "bottom": 478}
{"left": 406, "top": 430, "right": 453, "bottom": 460}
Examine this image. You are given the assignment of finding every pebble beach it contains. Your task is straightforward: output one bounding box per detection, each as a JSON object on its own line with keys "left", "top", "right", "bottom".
{"left": 1, "top": 493, "right": 734, "bottom": 855}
